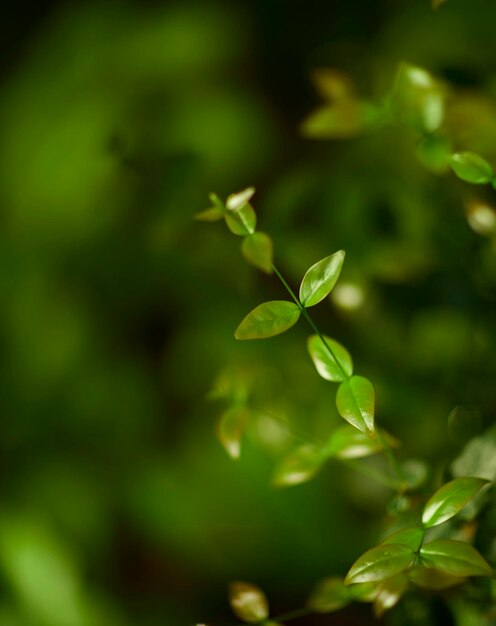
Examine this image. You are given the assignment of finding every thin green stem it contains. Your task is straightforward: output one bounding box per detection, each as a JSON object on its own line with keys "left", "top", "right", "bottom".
{"left": 230, "top": 606, "right": 313, "bottom": 626}
{"left": 272, "top": 264, "right": 348, "bottom": 380}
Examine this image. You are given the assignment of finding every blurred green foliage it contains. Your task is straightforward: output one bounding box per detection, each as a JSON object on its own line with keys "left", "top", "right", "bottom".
{"left": 1, "top": 1, "right": 496, "bottom": 625}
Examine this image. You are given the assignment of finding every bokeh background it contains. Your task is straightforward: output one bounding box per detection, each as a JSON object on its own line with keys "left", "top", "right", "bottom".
{"left": 1, "top": 1, "right": 496, "bottom": 625}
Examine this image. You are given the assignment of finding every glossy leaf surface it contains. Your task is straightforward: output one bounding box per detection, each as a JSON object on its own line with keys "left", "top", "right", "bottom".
{"left": 235, "top": 301, "right": 300, "bottom": 340}
{"left": 225, "top": 203, "right": 257, "bottom": 236}
{"left": 336, "top": 375, "right": 375, "bottom": 433}
{"left": 299, "top": 251, "right": 345, "bottom": 307}
{"left": 420, "top": 540, "right": 492, "bottom": 577}
{"left": 228, "top": 581, "right": 269, "bottom": 623}
{"left": 448, "top": 152, "right": 493, "bottom": 184}
{"left": 381, "top": 527, "right": 424, "bottom": 552}
{"left": 422, "top": 477, "right": 490, "bottom": 527}
{"left": 373, "top": 574, "right": 408, "bottom": 618}
{"left": 241, "top": 232, "right": 273, "bottom": 274}
{"left": 345, "top": 543, "right": 414, "bottom": 584}
{"left": 307, "top": 334, "right": 352, "bottom": 382}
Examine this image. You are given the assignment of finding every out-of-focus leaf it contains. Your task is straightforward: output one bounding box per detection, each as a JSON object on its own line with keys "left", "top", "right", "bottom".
{"left": 346, "top": 582, "right": 377, "bottom": 602}
{"left": 452, "top": 425, "right": 496, "bottom": 482}
{"left": 228, "top": 581, "right": 269, "bottom": 623}
{"left": 226, "top": 187, "right": 256, "bottom": 211}
{"left": 195, "top": 206, "right": 224, "bottom": 221}
{"left": 235, "top": 301, "right": 300, "bottom": 340}
{"left": 345, "top": 544, "right": 415, "bottom": 584}
{"left": 310, "top": 68, "right": 355, "bottom": 101}
{"left": 241, "top": 232, "right": 273, "bottom": 274}
{"left": 336, "top": 376, "right": 375, "bottom": 434}
{"left": 307, "top": 334, "right": 352, "bottom": 382}
{"left": 307, "top": 577, "right": 349, "bottom": 613}
{"left": 216, "top": 405, "right": 249, "bottom": 459}
{"left": 381, "top": 527, "right": 424, "bottom": 552}
{"left": 420, "top": 540, "right": 493, "bottom": 577}
{"left": 272, "top": 444, "right": 324, "bottom": 487}
{"left": 225, "top": 203, "right": 257, "bottom": 236}
{"left": 432, "top": 0, "right": 447, "bottom": 8}
{"left": 448, "top": 152, "right": 493, "bottom": 184}
{"left": 422, "top": 477, "right": 490, "bottom": 528}
{"left": 299, "top": 251, "right": 345, "bottom": 307}
{"left": 400, "top": 459, "right": 429, "bottom": 491}
{"left": 373, "top": 574, "right": 408, "bottom": 618}
{"left": 325, "top": 426, "right": 397, "bottom": 460}
{"left": 409, "top": 566, "right": 464, "bottom": 590}
{"left": 390, "top": 63, "right": 445, "bottom": 133}
{"left": 416, "top": 135, "right": 450, "bottom": 173}
{"left": 465, "top": 201, "right": 496, "bottom": 236}
{"left": 301, "top": 101, "right": 379, "bottom": 139}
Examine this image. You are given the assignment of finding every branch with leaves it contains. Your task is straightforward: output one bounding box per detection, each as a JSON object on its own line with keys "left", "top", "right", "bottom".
{"left": 195, "top": 188, "right": 494, "bottom": 625}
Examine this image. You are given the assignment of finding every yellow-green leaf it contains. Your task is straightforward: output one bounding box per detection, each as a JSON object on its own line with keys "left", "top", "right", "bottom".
{"left": 336, "top": 375, "right": 375, "bottom": 434}
{"left": 226, "top": 187, "right": 255, "bottom": 211}
{"left": 228, "top": 581, "right": 269, "bottom": 623}
{"left": 194, "top": 206, "right": 224, "bottom": 222}
{"left": 235, "top": 301, "right": 301, "bottom": 340}
{"left": 345, "top": 544, "right": 415, "bottom": 585}
{"left": 409, "top": 566, "right": 464, "bottom": 590}
{"left": 216, "top": 406, "right": 249, "bottom": 459}
{"left": 272, "top": 444, "right": 323, "bottom": 487}
{"left": 422, "top": 477, "right": 490, "bottom": 528}
{"left": 241, "top": 232, "right": 273, "bottom": 274}
{"left": 420, "top": 540, "right": 493, "bottom": 577}
{"left": 373, "top": 574, "right": 408, "bottom": 618}
{"left": 325, "top": 426, "right": 397, "bottom": 460}
{"left": 307, "top": 577, "right": 349, "bottom": 613}
{"left": 307, "top": 334, "right": 352, "bottom": 382}
{"left": 299, "top": 251, "right": 345, "bottom": 307}
{"left": 448, "top": 152, "right": 493, "bottom": 184}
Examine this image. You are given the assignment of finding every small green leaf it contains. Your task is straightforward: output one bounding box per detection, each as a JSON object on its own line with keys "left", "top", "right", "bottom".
{"left": 241, "top": 232, "right": 273, "bottom": 274}
{"left": 272, "top": 444, "right": 323, "bottom": 487}
{"left": 416, "top": 135, "right": 450, "bottom": 173}
{"left": 345, "top": 544, "right": 415, "bottom": 585}
{"left": 235, "top": 301, "right": 300, "bottom": 340}
{"left": 300, "top": 101, "right": 379, "bottom": 139}
{"left": 373, "top": 574, "right": 408, "bottom": 618}
{"left": 325, "top": 426, "right": 397, "bottom": 460}
{"left": 225, "top": 204, "right": 257, "bottom": 236}
{"left": 346, "top": 582, "right": 377, "bottom": 602}
{"left": 422, "top": 477, "right": 490, "bottom": 528}
{"left": 336, "top": 376, "right": 375, "bottom": 434}
{"left": 381, "top": 527, "right": 424, "bottom": 553}
{"left": 307, "top": 334, "right": 352, "bottom": 382}
{"left": 195, "top": 206, "right": 225, "bottom": 222}
{"left": 420, "top": 540, "right": 493, "bottom": 577}
{"left": 228, "top": 581, "right": 269, "bottom": 623}
{"left": 409, "top": 566, "right": 464, "bottom": 590}
{"left": 307, "top": 577, "right": 349, "bottom": 613}
{"left": 400, "top": 459, "right": 429, "bottom": 491}
{"left": 448, "top": 152, "right": 493, "bottom": 184}
{"left": 216, "top": 406, "right": 249, "bottom": 459}
{"left": 299, "top": 250, "right": 345, "bottom": 307}
{"left": 226, "top": 187, "right": 255, "bottom": 211}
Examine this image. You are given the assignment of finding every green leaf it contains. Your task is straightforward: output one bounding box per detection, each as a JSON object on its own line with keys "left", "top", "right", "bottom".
{"left": 225, "top": 204, "right": 257, "bottom": 236}
{"left": 235, "top": 301, "right": 300, "bottom": 340}
{"left": 452, "top": 424, "right": 496, "bottom": 482}
{"left": 400, "top": 459, "right": 429, "bottom": 491}
{"left": 300, "top": 101, "right": 379, "bottom": 139}
{"left": 448, "top": 152, "right": 493, "bottom": 184}
{"left": 228, "top": 581, "right": 269, "bottom": 623}
{"left": 381, "top": 527, "right": 424, "bottom": 552}
{"left": 241, "top": 232, "right": 273, "bottom": 274}
{"left": 373, "top": 574, "right": 408, "bottom": 618}
{"left": 346, "top": 582, "right": 377, "bottom": 602}
{"left": 325, "top": 426, "right": 397, "bottom": 460}
{"left": 299, "top": 250, "right": 345, "bottom": 307}
{"left": 272, "top": 444, "right": 323, "bottom": 487}
{"left": 194, "top": 206, "right": 224, "bottom": 222}
{"left": 345, "top": 544, "right": 415, "bottom": 584}
{"left": 307, "top": 577, "right": 349, "bottom": 613}
{"left": 216, "top": 406, "right": 249, "bottom": 459}
{"left": 409, "top": 566, "right": 464, "bottom": 590}
{"left": 416, "top": 135, "right": 450, "bottom": 173}
{"left": 335, "top": 376, "right": 375, "bottom": 434}
{"left": 226, "top": 187, "right": 256, "bottom": 211}
{"left": 422, "top": 477, "right": 490, "bottom": 528}
{"left": 307, "top": 334, "right": 353, "bottom": 382}
{"left": 420, "top": 540, "right": 493, "bottom": 577}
